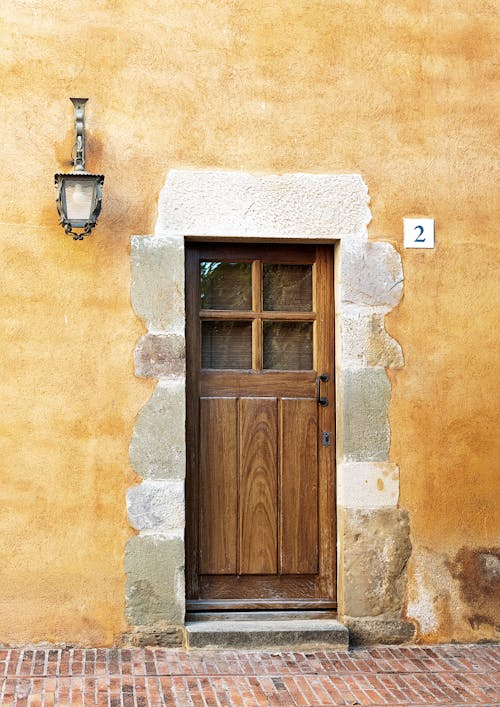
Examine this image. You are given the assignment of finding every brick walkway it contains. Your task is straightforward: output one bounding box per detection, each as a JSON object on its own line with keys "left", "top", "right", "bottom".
{"left": 0, "top": 644, "right": 498, "bottom": 706}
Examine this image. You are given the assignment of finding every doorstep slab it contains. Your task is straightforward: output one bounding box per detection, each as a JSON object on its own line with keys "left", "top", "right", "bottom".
{"left": 187, "top": 610, "right": 338, "bottom": 622}
{"left": 185, "top": 619, "right": 349, "bottom": 650}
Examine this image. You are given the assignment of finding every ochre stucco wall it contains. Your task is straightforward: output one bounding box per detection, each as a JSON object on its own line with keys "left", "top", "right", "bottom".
{"left": 0, "top": 1, "right": 498, "bottom": 644}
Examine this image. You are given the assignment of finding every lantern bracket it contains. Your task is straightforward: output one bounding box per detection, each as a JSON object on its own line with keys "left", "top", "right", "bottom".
{"left": 70, "top": 98, "right": 87, "bottom": 172}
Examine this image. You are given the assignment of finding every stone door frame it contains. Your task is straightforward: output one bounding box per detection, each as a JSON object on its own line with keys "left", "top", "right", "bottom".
{"left": 125, "top": 170, "right": 414, "bottom": 646}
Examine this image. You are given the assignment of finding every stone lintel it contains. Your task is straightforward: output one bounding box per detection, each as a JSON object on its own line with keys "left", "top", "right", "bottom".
{"left": 156, "top": 170, "right": 371, "bottom": 239}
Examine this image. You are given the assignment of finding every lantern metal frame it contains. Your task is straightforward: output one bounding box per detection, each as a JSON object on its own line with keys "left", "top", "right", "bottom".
{"left": 54, "top": 98, "right": 104, "bottom": 241}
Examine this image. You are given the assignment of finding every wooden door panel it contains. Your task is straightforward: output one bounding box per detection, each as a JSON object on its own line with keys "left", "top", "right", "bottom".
{"left": 199, "top": 574, "right": 318, "bottom": 600}
{"left": 199, "top": 397, "right": 237, "bottom": 574}
{"left": 201, "top": 370, "right": 316, "bottom": 397}
{"left": 280, "top": 398, "right": 319, "bottom": 575}
{"left": 239, "top": 398, "right": 278, "bottom": 574}
{"left": 186, "top": 244, "right": 336, "bottom": 609}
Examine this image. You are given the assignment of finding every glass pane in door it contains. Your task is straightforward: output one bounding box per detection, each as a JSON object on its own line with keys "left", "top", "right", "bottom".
{"left": 201, "top": 262, "right": 252, "bottom": 310}
{"left": 263, "top": 264, "right": 312, "bottom": 311}
{"left": 202, "top": 321, "right": 252, "bottom": 369}
{"left": 263, "top": 321, "right": 313, "bottom": 370}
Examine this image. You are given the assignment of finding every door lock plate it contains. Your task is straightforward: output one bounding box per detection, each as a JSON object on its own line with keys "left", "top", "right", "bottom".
{"left": 322, "top": 431, "right": 331, "bottom": 447}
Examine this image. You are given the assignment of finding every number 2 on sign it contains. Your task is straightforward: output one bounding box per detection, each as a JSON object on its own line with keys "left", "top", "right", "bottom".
{"left": 404, "top": 218, "right": 434, "bottom": 248}
{"left": 414, "top": 225, "right": 425, "bottom": 243}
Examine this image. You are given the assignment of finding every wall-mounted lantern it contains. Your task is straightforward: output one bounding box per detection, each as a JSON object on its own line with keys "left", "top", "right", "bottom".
{"left": 54, "top": 98, "right": 104, "bottom": 240}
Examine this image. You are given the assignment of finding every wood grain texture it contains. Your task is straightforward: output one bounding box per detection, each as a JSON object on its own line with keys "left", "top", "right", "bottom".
{"left": 315, "top": 246, "right": 336, "bottom": 598}
{"left": 239, "top": 397, "right": 278, "bottom": 574}
{"left": 200, "top": 310, "right": 316, "bottom": 321}
{"left": 280, "top": 398, "right": 319, "bottom": 574}
{"left": 193, "top": 244, "right": 316, "bottom": 264}
{"left": 201, "top": 370, "right": 316, "bottom": 398}
{"left": 187, "top": 598, "right": 337, "bottom": 611}
{"left": 199, "top": 397, "right": 237, "bottom": 574}
{"left": 185, "top": 246, "right": 202, "bottom": 599}
{"left": 198, "top": 574, "right": 318, "bottom": 600}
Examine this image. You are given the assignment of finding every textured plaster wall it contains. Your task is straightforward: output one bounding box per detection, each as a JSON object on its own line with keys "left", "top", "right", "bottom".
{"left": 0, "top": 0, "right": 498, "bottom": 644}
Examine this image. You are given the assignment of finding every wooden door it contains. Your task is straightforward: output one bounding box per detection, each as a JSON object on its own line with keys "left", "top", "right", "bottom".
{"left": 186, "top": 244, "right": 336, "bottom": 611}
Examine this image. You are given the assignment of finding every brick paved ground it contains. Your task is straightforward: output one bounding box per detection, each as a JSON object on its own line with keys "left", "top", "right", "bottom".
{"left": 0, "top": 644, "right": 498, "bottom": 706}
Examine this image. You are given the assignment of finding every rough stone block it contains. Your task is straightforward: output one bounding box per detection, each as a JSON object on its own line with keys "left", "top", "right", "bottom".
{"left": 341, "top": 241, "right": 403, "bottom": 310}
{"left": 129, "top": 380, "right": 185, "bottom": 480}
{"left": 341, "top": 368, "right": 391, "bottom": 462}
{"left": 341, "top": 309, "right": 404, "bottom": 368}
{"left": 340, "top": 309, "right": 371, "bottom": 366}
{"left": 122, "top": 624, "right": 184, "bottom": 647}
{"left": 367, "top": 316, "right": 404, "bottom": 368}
{"left": 156, "top": 170, "right": 371, "bottom": 238}
{"left": 341, "top": 507, "right": 412, "bottom": 617}
{"left": 134, "top": 333, "right": 185, "bottom": 379}
{"left": 127, "top": 480, "right": 184, "bottom": 532}
{"left": 337, "top": 462, "right": 399, "bottom": 509}
{"left": 125, "top": 535, "right": 184, "bottom": 627}
{"left": 345, "top": 617, "right": 416, "bottom": 645}
{"left": 131, "top": 235, "right": 185, "bottom": 333}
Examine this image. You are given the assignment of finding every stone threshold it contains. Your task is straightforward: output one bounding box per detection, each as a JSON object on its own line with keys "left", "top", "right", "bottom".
{"left": 185, "top": 613, "right": 349, "bottom": 650}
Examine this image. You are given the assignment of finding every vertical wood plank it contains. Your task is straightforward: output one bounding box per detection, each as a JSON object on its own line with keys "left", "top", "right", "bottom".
{"left": 185, "top": 245, "right": 201, "bottom": 599}
{"left": 239, "top": 397, "right": 278, "bottom": 574}
{"left": 279, "top": 398, "right": 319, "bottom": 574}
{"left": 252, "top": 260, "right": 263, "bottom": 371}
{"left": 314, "top": 245, "right": 336, "bottom": 597}
{"left": 199, "top": 397, "right": 237, "bottom": 574}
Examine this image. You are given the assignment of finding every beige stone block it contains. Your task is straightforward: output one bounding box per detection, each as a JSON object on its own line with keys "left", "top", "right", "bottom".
{"left": 131, "top": 235, "right": 185, "bottom": 333}
{"left": 366, "top": 315, "right": 404, "bottom": 367}
{"left": 338, "top": 462, "right": 399, "bottom": 509}
{"left": 125, "top": 535, "right": 185, "bottom": 627}
{"left": 134, "top": 333, "right": 185, "bottom": 379}
{"left": 341, "top": 309, "right": 404, "bottom": 368}
{"left": 122, "top": 624, "right": 184, "bottom": 647}
{"left": 341, "top": 241, "right": 403, "bottom": 310}
{"left": 341, "top": 367, "right": 391, "bottom": 462}
{"left": 127, "top": 480, "right": 185, "bottom": 532}
{"left": 340, "top": 507, "right": 411, "bottom": 617}
{"left": 129, "top": 380, "right": 185, "bottom": 480}
{"left": 156, "top": 170, "right": 371, "bottom": 238}
{"left": 344, "top": 617, "right": 415, "bottom": 645}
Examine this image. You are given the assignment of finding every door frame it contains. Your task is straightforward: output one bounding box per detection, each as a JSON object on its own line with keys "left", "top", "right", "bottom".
{"left": 184, "top": 242, "right": 336, "bottom": 612}
{"left": 126, "top": 170, "right": 409, "bottom": 645}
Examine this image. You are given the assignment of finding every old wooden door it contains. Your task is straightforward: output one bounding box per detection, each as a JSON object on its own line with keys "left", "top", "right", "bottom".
{"left": 186, "top": 243, "right": 335, "bottom": 611}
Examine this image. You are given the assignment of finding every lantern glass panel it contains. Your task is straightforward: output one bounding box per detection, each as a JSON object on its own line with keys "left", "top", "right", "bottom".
{"left": 65, "top": 179, "right": 95, "bottom": 221}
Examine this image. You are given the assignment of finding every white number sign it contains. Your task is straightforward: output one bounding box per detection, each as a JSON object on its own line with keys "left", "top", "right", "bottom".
{"left": 404, "top": 218, "right": 434, "bottom": 249}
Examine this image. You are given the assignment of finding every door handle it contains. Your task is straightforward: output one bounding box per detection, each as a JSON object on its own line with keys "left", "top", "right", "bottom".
{"left": 316, "top": 373, "right": 329, "bottom": 407}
